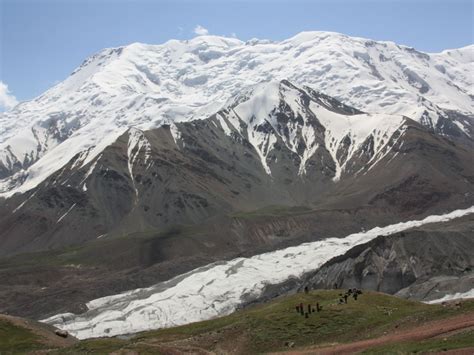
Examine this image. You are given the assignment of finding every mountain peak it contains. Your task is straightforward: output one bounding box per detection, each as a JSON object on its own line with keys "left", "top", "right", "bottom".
{"left": 284, "top": 30, "right": 348, "bottom": 43}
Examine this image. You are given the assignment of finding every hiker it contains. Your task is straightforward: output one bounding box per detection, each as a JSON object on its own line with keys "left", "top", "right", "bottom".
{"left": 343, "top": 294, "right": 348, "bottom": 303}
{"left": 353, "top": 292, "right": 358, "bottom": 301}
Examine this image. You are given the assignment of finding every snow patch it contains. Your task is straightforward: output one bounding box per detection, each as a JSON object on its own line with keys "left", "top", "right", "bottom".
{"left": 57, "top": 203, "right": 76, "bottom": 223}
{"left": 12, "top": 191, "right": 37, "bottom": 213}
{"left": 169, "top": 123, "right": 181, "bottom": 147}
{"left": 127, "top": 128, "right": 151, "bottom": 200}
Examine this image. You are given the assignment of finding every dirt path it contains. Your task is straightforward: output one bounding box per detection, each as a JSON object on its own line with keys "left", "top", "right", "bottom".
{"left": 282, "top": 312, "right": 474, "bottom": 354}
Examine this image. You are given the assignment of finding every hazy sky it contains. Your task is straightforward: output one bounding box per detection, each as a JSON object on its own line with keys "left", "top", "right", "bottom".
{"left": 1, "top": 0, "right": 473, "bottom": 107}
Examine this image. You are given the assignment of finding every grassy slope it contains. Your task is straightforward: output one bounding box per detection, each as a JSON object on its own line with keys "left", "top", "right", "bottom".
{"left": 0, "top": 319, "right": 44, "bottom": 353}
{"left": 53, "top": 290, "right": 474, "bottom": 354}
{"left": 0, "top": 315, "right": 77, "bottom": 353}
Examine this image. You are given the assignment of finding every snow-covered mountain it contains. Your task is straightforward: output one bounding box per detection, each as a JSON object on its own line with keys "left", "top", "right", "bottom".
{"left": 0, "top": 32, "right": 472, "bottom": 196}
{"left": 1, "top": 32, "right": 473, "bottom": 326}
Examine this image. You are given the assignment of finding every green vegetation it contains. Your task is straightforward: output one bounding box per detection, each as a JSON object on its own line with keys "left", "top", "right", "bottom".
{"left": 51, "top": 290, "right": 474, "bottom": 354}
{"left": 363, "top": 330, "right": 474, "bottom": 354}
{"left": 0, "top": 238, "right": 138, "bottom": 268}
{"left": 0, "top": 319, "right": 45, "bottom": 352}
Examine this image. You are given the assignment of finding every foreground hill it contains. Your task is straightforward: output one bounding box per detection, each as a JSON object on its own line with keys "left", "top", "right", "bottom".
{"left": 2, "top": 290, "right": 473, "bottom": 354}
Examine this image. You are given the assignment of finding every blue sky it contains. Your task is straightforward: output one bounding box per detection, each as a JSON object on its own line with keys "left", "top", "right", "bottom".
{"left": 0, "top": 0, "right": 473, "bottom": 108}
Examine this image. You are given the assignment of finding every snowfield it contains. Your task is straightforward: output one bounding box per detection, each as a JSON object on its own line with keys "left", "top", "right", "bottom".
{"left": 42, "top": 206, "right": 474, "bottom": 339}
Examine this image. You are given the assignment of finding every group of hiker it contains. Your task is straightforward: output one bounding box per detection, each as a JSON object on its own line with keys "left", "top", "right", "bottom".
{"left": 295, "top": 301, "right": 322, "bottom": 318}
{"left": 295, "top": 286, "right": 364, "bottom": 318}
{"left": 338, "top": 287, "right": 363, "bottom": 304}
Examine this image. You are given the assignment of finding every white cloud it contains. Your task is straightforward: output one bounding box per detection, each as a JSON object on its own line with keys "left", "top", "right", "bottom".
{"left": 0, "top": 81, "right": 18, "bottom": 111}
{"left": 193, "top": 25, "right": 209, "bottom": 36}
